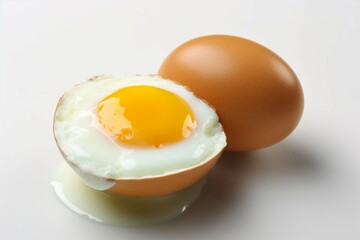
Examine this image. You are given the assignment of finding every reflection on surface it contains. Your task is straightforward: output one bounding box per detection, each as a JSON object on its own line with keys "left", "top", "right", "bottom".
{"left": 51, "top": 163, "right": 206, "bottom": 226}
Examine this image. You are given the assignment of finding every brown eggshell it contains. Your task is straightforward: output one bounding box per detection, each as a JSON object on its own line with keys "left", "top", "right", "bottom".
{"left": 158, "top": 35, "right": 304, "bottom": 151}
{"left": 106, "top": 150, "right": 223, "bottom": 197}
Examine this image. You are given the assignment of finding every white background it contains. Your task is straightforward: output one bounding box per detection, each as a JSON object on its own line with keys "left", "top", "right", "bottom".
{"left": 1, "top": 0, "right": 360, "bottom": 239}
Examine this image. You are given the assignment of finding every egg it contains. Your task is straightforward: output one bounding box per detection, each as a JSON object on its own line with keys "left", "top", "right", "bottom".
{"left": 53, "top": 75, "right": 226, "bottom": 197}
{"left": 158, "top": 35, "right": 304, "bottom": 151}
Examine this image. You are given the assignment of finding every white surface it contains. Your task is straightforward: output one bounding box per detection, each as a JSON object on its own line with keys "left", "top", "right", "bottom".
{"left": 1, "top": 0, "right": 360, "bottom": 239}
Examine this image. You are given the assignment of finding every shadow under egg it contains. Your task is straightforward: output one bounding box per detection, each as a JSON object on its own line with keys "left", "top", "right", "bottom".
{"left": 152, "top": 142, "right": 323, "bottom": 233}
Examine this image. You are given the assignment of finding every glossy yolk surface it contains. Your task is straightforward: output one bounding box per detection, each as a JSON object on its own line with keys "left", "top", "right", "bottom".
{"left": 96, "top": 86, "right": 196, "bottom": 148}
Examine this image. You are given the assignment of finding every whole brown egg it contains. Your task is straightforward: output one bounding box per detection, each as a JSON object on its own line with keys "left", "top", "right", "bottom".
{"left": 158, "top": 35, "right": 304, "bottom": 151}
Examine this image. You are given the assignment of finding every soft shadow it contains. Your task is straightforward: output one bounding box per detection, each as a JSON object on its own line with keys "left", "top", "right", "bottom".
{"left": 250, "top": 142, "right": 322, "bottom": 178}
{"left": 170, "top": 151, "right": 257, "bottom": 227}
{"left": 145, "top": 141, "right": 323, "bottom": 233}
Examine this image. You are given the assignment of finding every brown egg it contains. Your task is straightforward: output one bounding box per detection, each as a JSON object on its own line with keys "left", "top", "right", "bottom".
{"left": 158, "top": 35, "right": 304, "bottom": 151}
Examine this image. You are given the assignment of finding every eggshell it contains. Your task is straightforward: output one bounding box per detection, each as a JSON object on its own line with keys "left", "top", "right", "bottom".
{"left": 106, "top": 150, "right": 223, "bottom": 197}
{"left": 158, "top": 35, "right": 304, "bottom": 151}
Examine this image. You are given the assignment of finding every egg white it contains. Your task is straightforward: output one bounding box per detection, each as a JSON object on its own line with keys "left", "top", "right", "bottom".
{"left": 54, "top": 75, "right": 226, "bottom": 180}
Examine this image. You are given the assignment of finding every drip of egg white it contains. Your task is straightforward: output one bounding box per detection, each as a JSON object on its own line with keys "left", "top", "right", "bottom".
{"left": 51, "top": 163, "right": 206, "bottom": 226}
{"left": 66, "top": 161, "right": 116, "bottom": 190}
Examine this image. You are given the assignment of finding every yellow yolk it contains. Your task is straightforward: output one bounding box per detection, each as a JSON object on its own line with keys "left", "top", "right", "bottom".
{"left": 96, "top": 86, "right": 197, "bottom": 148}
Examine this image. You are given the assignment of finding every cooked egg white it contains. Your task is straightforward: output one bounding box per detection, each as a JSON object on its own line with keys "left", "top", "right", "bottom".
{"left": 53, "top": 75, "right": 226, "bottom": 190}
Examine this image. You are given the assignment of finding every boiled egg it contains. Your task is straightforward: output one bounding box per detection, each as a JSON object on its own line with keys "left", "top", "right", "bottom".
{"left": 53, "top": 75, "right": 226, "bottom": 197}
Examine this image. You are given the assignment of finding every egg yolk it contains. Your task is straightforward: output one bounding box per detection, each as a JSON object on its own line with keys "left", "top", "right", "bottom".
{"left": 96, "top": 86, "right": 197, "bottom": 148}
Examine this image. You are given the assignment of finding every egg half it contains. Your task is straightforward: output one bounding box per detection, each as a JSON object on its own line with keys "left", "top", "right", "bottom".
{"left": 53, "top": 75, "right": 226, "bottom": 197}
